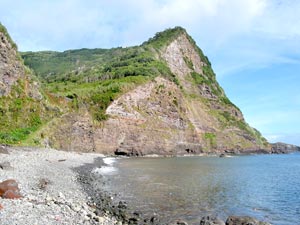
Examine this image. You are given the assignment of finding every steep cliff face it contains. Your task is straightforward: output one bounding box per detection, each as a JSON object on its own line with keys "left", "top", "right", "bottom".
{"left": 3, "top": 24, "right": 270, "bottom": 154}
{"left": 35, "top": 28, "right": 269, "bottom": 155}
{"left": 0, "top": 23, "right": 58, "bottom": 144}
{"left": 0, "top": 27, "right": 23, "bottom": 96}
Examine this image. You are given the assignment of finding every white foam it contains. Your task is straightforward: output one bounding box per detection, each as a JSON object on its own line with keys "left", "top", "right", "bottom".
{"left": 103, "top": 157, "right": 116, "bottom": 165}
{"left": 92, "top": 166, "right": 118, "bottom": 175}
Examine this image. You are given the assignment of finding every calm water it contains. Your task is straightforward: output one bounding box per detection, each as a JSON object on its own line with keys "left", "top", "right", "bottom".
{"left": 101, "top": 153, "right": 300, "bottom": 225}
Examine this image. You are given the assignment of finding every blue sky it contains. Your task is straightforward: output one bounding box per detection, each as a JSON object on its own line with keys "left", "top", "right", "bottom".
{"left": 0, "top": 0, "right": 299, "bottom": 145}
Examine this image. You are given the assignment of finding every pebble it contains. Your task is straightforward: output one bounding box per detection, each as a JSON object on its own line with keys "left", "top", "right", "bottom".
{"left": 0, "top": 147, "right": 119, "bottom": 225}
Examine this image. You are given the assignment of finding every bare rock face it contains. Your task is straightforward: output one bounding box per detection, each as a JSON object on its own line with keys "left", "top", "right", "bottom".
{"left": 94, "top": 76, "right": 203, "bottom": 155}
{"left": 0, "top": 24, "right": 42, "bottom": 99}
{"left": 0, "top": 30, "right": 24, "bottom": 96}
{"left": 271, "top": 142, "right": 300, "bottom": 154}
{"left": 46, "top": 112, "right": 95, "bottom": 152}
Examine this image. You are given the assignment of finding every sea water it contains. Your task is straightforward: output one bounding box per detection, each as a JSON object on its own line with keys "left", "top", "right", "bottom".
{"left": 102, "top": 153, "right": 300, "bottom": 225}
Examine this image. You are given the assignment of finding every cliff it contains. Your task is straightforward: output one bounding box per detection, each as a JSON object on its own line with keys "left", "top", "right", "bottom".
{"left": 0, "top": 23, "right": 59, "bottom": 145}
{"left": 2, "top": 25, "right": 271, "bottom": 154}
{"left": 271, "top": 142, "right": 300, "bottom": 154}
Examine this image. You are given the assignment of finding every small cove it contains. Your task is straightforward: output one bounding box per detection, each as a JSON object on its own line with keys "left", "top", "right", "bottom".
{"left": 101, "top": 153, "right": 300, "bottom": 224}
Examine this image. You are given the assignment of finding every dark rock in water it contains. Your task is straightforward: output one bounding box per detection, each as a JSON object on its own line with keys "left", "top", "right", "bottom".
{"left": 149, "top": 215, "right": 160, "bottom": 224}
{"left": 219, "top": 153, "right": 226, "bottom": 158}
{"left": 224, "top": 149, "right": 240, "bottom": 155}
{"left": 117, "top": 201, "right": 127, "bottom": 209}
{"left": 128, "top": 217, "right": 139, "bottom": 224}
{"left": 271, "top": 142, "right": 300, "bottom": 154}
{"left": 0, "top": 145, "right": 9, "bottom": 154}
{"left": 200, "top": 216, "right": 225, "bottom": 225}
{"left": 225, "top": 216, "right": 271, "bottom": 225}
{"left": 0, "top": 161, "right": 13, "bottom": 170}
{"left": 0, "top": 179, "right": 22, "bottom": 199}
{"left": 170, "top": 219, "right": 189, "bottom": 225}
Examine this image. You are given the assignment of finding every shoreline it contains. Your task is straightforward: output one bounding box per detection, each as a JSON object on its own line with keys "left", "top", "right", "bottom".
{"left": 0, "top": 146, "right": 281, "bottom": 224}
{"left": 0, "top": 146, "right": 118, "bottom": 225}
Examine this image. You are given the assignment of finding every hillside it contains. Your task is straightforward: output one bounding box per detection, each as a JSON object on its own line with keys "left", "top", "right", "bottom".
{"left": 2, "top": 25, "right": 269, "bottom": 154}
{"left": 0, "top": 23, "right": 61, "bottom": 145}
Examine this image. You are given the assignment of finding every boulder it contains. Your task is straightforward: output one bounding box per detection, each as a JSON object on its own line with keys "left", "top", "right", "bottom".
{"left": 200, "top": 216, "right": 225, "bottom": 225}
{"left": 225, "top": 216, "right": 271, "bottom": 225}
{"left": 0, "top": 179, "right": 22, "bottom": 199}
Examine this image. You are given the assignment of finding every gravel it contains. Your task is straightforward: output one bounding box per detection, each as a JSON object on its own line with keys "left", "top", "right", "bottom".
{"left": 0, "top": 146, "right": 119, "bottom": 225}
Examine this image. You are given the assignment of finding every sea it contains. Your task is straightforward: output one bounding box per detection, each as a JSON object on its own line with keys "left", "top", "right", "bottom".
{"left": 99, "top": 153, "right": 300, "bottom": 225}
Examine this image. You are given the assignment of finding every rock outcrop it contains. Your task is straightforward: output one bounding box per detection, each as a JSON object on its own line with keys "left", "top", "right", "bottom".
{"left": 225, "top": 216, "right": 271, "bottom": 225}
{"left": 271, "top": 142, "right": 300, "bottom": 154}
{"left": 0, "top": 23, "right": 59, "bottom": 145}
{"left": 0, "top": 24, "right": 41, "bottom": 99}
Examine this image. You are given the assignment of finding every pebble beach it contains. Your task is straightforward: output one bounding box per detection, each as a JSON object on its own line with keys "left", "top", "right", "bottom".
{"left": 0, "top": 146, "right": 118, "bottom": 225}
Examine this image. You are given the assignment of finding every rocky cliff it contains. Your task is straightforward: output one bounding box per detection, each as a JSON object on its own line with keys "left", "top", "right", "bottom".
{"left": 271, "top": 142, "right": 300, "bottom": 154}
{"left": 0, "top": 23, "right": 58, "bottom": 145}
{"left": 1, "top": 25, "right": 271, "bottom": 154}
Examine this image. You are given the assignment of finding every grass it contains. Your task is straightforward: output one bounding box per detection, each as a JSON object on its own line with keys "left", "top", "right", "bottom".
{"left": 8, "top": 26, "right": 267, "bottom": 148}
{"left": 0, "top": 127, "right": 39, "bottom": 144}
{"left": 204, "top": 132, "right": 217, "bottom": 148}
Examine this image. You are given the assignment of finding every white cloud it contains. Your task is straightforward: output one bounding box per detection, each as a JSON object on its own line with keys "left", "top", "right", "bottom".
{"left": 1, "top": 0, "right": 299, "bottom": 145}
{"left": 0, "top": 0, "right": 270, "bottom": 51}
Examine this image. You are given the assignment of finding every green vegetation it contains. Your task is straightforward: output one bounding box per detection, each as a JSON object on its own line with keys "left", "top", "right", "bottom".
{"left": 1, "top": 25, "right": 266, "bottom": 148}
{"left": 143, "top": 26, "right": 186, "bottom": 49}
{"left": 0, "top": 83, "right": 45, "bottom": 144}
{"left": 20, "top": 27, "right": 196, "bottom": 123}
{"left": 204, "top": 132, "right": 217, "bottom": 148}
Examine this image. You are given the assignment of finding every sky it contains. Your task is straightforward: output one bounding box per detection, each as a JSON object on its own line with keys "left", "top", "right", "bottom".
{"left": 0, "top": 0, "right": 299, "bottom": 145}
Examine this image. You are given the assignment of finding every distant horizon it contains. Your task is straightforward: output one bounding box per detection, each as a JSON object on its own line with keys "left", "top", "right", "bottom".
{"left": 1, "top": 0, "right": 299, "bottom": 145}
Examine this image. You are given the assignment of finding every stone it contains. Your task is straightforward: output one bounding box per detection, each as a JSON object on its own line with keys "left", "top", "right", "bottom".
{"left": 200, "top": 216, "right": 225, "bottom": 225}
{"left": 38, "top": 178, "right": 51, "bottom": 190}
{"left": 176, "top": 220, "right": 188, "bottom": 225}
{"left": 0, "top": 146, "right": 9, "bottom": 154}
{"left": 225, "top": 216, "right": 271, "bottom": 225}
{"left": 0, "top": 179, "right": 22, "bottom": 199}
{"left": 72, "top": 204, "right": 81, "bottom": 212}
{"left": 0, "top": 161, "right": 13, "bottom": 170}
{"left": 96, "top": 216, "right": 105, "bottom": 223}
{"left": 0, "top": 203, "right": 3, "bottom": 210}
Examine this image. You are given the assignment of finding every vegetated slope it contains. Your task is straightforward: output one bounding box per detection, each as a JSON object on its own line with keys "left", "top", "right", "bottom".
{"left": 19, "top": 26, "right": 269, "bottom": 154}
{"left": 0, "top": 23, "right": 61, "bottom": 145}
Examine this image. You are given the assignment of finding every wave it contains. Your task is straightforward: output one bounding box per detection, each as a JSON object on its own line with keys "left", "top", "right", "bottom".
{"left": 92, "top": 166, "right": 118, "bottom": 175}
{"left": 103, "top": 157, "right": 117, "bottom": 166}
